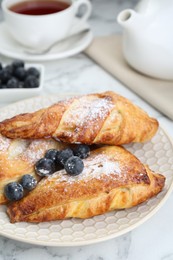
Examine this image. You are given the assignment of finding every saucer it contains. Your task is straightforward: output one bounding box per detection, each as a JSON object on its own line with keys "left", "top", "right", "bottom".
{"left": 0, "top": 22, "right": 93, "bottom": 61}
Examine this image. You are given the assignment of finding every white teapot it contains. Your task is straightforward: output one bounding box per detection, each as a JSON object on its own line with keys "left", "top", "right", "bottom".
{"left": 117, "top": 0, "right": 173, "bottom": 80}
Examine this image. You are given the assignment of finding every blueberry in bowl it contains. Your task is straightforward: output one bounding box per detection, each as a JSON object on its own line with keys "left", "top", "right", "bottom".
{"left": 0, "top": 59, "right": 44, "bottom": 102}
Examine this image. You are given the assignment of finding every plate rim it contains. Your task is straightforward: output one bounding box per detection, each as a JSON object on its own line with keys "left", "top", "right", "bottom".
{"left": 0, "top": 22, "right": 93, "bottom": 61}
{"left": 0, "top": 95, "right": 173, "bottom": 247}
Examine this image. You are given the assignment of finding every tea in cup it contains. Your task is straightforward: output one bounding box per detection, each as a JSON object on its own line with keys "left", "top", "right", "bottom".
{"left": 1, "top": 0, "right": 92, "bottom": 49}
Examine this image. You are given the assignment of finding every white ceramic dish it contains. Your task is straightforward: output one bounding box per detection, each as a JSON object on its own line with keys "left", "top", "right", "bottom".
{"left": 0, "top": 63, "right": 44, "bottom": 102}
{"left": 0, "top": 94, "right": 173, "bottom": 246}
{"left": 0, "top": 22, "right": 93, "bottom": 61}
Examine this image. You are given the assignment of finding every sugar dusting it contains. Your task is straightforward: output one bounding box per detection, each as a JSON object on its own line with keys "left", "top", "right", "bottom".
{"left": 0, "top": 134, "right": 63, "bottom": 166}
{"left": 64, "top": 97, "right": 114, "bottom": 127}
{"left": 8, "top": 139, "right": 30, "bottom": 159}
{"left": 45, "top": 154, "right": 121, "bottom": 185}
{"left": 21, "top": 139, "right": 57, "bottom": 164}
{"left": 0, "top": 135, "right": 11, "bottom": 152}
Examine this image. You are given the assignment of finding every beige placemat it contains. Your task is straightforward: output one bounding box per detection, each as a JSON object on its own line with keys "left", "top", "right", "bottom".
{"left": 84, "top": 35, "right": 173, "bottom": 120}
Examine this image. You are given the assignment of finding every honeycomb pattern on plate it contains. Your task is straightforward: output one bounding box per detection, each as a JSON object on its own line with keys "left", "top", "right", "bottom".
{"left": 0, "top": 95, "right": 173, "bottom": 246}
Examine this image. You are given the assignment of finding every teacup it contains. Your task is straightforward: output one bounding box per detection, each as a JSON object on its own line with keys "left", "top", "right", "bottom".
{"left": 1, "top": 0, "right": 92, "bottom": 49}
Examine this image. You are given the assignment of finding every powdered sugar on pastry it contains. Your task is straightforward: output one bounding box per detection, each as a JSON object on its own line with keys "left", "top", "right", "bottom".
{"left": 21, "top": 139, "right": 56, "bottom": 164}
{"left": 64, "top": 97, "right": 114, "bottom": 127}
{"left": 0, "top": 135, "right": 11, "bottom": 152}
{"left": 8, "top": 139, "right": 30, "bottom": 159}
{"left": 45, "top": 154, "right": 121, "bottom": 185}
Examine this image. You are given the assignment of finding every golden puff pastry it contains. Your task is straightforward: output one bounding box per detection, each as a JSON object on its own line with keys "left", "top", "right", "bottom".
{"left": 7, "top": 146, "right": 165, "bottom": 223}
{"left": 0, "top": 134, "right": 66, "bottom": 204}
{"left": 0, "top": 91, "right": 158, "bottom": 145}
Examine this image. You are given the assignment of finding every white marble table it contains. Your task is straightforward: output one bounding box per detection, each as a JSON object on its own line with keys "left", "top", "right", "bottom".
{"left": 0, "top": 1, "right": 173, "bottom": 259}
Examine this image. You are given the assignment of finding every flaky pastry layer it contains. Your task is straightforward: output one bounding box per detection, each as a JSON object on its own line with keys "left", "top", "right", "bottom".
{"left": 0, "top": 91, "right": 158, "bottom": 145}
{"left": 7, "top": 146, "right": 165, "bottom": 223}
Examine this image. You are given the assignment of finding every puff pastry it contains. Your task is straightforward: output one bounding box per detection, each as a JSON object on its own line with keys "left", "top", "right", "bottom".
{"left": 7, "top": 146, "right": 165, "bottom": 223}
{"left": 0, "top": 134, "right": 66, "bottom": 204}
{"left": 0, "top": 91, "right": 158, "bottom": 145}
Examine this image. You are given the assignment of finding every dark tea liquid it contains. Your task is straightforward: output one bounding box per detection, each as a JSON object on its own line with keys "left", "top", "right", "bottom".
{"left": 9, "top": 0, "right": 70, "bottom": 15}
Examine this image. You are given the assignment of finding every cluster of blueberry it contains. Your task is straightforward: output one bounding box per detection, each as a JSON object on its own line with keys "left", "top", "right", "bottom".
{"left": 4, "top": 145, "right": 90, "bottom": 202}
{"left": 35, "top": 145, "right": 90, "bottom": 177}
{"left": 0, "top": 59, "right": 40, "bottom": 89}
{"left": 5, "top": 174, "right": 37, "bottom": 202}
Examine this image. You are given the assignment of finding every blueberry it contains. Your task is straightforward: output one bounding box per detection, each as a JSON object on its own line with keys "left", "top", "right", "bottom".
{"left": 0, "top": 61, "right": 41, "bottom": 90}
{"left": 64, "top": 156, "right": 84, "bottom": 176}
{"left": 6, "top": 77, "right": 19, "bottom": 88}
{"left": 35, "top": 158, "right": 56, "bottom": 177}
{"left": 56, "top": 148, "right": 74, "bottom": 166}
{"left": 5, "top": 65, "right": 14, "bottom": 74}
{"left": 24, "top": 75, "right": 39, "bottom": 88}
{"left": 0, "top": 69, "right": 11, "bottom": 83}
{"left": 27, "top": 67, "right": 40, "bottom": 78}
{"left": 73, "top": 144, "right": 90, "bottom": 159}
{"left": 12, "top": 59, "right": 25, "bottom": 70}
{"left": 45, "top": 149, "right": 64, "bottom": 171}
{"left": 4, "top": 182, "right": 24, "bottom": 201}
{"left": 45, "top": 149, "right": 59, "bottom": 162}
{"left": 20, "top": 174, "right": 37, "bottom": 190}
{"left": 45, "top": 149, "right": 63, "bottom": 171}
{"left": 14, "top": 67, "right": 27, "bottom": 80}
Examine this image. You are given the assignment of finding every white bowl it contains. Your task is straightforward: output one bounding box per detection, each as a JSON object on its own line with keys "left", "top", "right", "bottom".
{"left": 0, "top": 63, "right": 44, "bottom": 103}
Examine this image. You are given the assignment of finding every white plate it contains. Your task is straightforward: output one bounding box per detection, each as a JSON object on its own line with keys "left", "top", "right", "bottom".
{"left": 0, "top": 22, "right": 93, "bottom": 61}
{"left": 0, "top": 94, "right": 173, "bottom": 246}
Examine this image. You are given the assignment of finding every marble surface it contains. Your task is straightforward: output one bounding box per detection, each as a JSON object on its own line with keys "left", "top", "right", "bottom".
{"left": 0, "top": 0, "right": 173, "bottom": 259}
